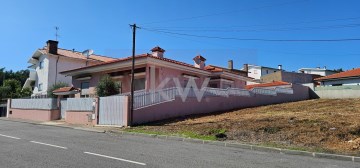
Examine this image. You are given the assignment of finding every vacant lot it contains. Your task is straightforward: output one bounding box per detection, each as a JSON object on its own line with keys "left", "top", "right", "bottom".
{"left": 124, "top": 99, "right": 360, "bottom": 155}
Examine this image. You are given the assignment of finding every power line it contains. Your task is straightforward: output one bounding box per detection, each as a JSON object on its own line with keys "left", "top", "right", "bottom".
{"left": 145, "top": 16, "right": 360, "bottom": 29}
{"left": 141, "top": 27, "right": 360, "bottom": 42}
{"left": 143, "top": 23, "right": 360, "bottom": 33}
{"left": 145, "top": 28, "right": 360, "bottom": 56}
{"left": 140, "top": 0, "right": 307, "bottom": 25}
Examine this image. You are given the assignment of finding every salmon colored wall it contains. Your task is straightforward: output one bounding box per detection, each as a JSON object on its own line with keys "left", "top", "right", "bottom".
{"left": 132, "top": 84, "right": 309, "bottom": 124}
{"left": 8, "top": 109, "right": 60, "bottom": 122}
{"left": 65, "top": 111, "right": 93, "bottom": 125}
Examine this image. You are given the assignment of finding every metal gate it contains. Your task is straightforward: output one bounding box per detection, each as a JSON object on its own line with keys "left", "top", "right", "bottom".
{"left": 60, "top": 99, "right": 67, "bottom": 119}
{"left": 98, "top": 96, "right": 127, "bottom": 126}
{"left": 0, "top": 103, "right": 7, "bottom": 117}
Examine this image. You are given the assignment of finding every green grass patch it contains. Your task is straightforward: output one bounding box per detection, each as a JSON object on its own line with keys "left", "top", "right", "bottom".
{"left": 176, "top": 131, "right": 217, "bottom": 141}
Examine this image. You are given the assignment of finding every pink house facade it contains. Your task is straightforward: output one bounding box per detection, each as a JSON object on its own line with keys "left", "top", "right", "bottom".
{"left": 60, "top": 46, "right": 253, "bottom": 97}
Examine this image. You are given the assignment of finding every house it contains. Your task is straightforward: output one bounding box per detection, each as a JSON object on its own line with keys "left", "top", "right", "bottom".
{"left": 58, "top": 46, "right": 253, "bottom": 97}
{"left": 315, "top": 68, "right": 360, "bottom": 86}
{"left": 241, "top": 64, "right": 283, "bottom": 84}
{"left": 298, "top": 67, "right": 337, "bottom": 76}
{"left": 22, "top": 40, "right": 116, "bottom": 97}
{"left": 261, "top": 71, "right": 321, "bottom": 84}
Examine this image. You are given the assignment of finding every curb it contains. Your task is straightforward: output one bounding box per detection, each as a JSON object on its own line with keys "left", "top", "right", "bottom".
{"left": 109, "top": 130, "right": 360, "bottom": 163}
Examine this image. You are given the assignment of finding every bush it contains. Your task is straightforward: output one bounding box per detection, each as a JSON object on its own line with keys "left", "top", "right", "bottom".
{"left": 96, "top": 75, "right": 120, "bottom": 97}
{"left": 47, "top": 82, "right": 69, "bottom": 98}
{"left": 20, "top": 87, "right": 33, "bottom": 98}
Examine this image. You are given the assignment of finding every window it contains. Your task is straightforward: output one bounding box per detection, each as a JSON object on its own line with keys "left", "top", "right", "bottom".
{"left": 254, "top": 70, "right": 258, "bottom": 74}
{"left": 81, "top": 82, "right": 90, "bottom": 96}
{"left": 183, "top": 79, "right": 189, "bottom": 88}
{"left": 134, "top": 78, "right": 145, "bottom": 91}
{"left": 332, "top": 84, "right": 342, "bottom": 86}
{"left": 117, "top": 81, "right": 122, "bottom": 93}
{"left": 39, "top": 61, "right": 44, "bottom": 69}
{"left": 222, "top": 84, "right": 232, "bottom": 89}
{"left": 38, "top": 83, "right": 43, "bottom": 91}
{"left": 209, "top": 83, "right": 218, "bottom": 88}
{"left": 266, "top": 70, "right": 269, "bottom": 74}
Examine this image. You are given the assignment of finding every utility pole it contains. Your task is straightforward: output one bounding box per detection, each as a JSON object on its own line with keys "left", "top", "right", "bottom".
{"left": 129, "top": 23, "right": 139, "bottom": 126}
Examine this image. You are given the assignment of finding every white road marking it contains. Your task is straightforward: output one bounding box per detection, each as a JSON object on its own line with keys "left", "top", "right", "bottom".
{"left": 0, "top": 134, "right": 21, "bottom": 140}
{"left": 84, "top": 152, "right": 146, "bottom": 166}
{"left": 30, "top": 141, "right": 68, "bottom": 149}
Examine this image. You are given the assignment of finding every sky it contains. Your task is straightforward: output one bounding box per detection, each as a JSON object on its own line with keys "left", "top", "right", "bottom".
{"left": 1, "top": 0, "right": 359, "bottom": 72}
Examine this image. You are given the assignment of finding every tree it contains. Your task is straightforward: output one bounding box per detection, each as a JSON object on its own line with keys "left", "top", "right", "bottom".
{"left": 2, "top": 79, "right": 22, "bottom": 98}
{"left": 96, "top": 75, "right": 120, "bottom": 97}
{"left": 47, "top": 82, "right": 69, "bottom": 98}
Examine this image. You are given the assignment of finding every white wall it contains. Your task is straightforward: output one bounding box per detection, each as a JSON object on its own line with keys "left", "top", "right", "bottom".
{"left": 247, "top": 66, "right": 261, "bottom": 79}
{"left": 33, "top": 55, "right": 49, "bottom": 95}
{"left": 322, "top": 78, "right": 360, "bottom": 86}
{"left": 47, "top": 55, "right": 88, "bottom": 89}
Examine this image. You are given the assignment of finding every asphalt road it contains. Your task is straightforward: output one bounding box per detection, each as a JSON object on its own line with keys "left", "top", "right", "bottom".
{"left": 0, "top": 119, "right": 358, "bottom": 168}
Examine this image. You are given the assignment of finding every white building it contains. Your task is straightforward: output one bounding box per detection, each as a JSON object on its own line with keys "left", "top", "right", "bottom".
{"left": 23, "top": 40, "right": 116, "bottom": 97}
{"left": 241, "top": 64, "right": 283, "bottom": 83}
{"left": 298, "top": 67, "right": 337, "bottom": 77}
{"left": 315, "top": 68, "right": 360, "bottom": 86}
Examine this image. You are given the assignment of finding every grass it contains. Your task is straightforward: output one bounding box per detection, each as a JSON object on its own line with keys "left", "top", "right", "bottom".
{"left": 119, "top": 99, "right": 360, "bottom": 155}
{"left": 123, "top": 127, "right": 217, "bottom": 141}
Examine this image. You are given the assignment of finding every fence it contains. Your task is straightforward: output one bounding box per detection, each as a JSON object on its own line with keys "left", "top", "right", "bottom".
{"left": 11, "top": 98, "right": 58, "bottom": 110}
{"left": 132, "top": 86, "right": 294, "bottom": 110}
{"left": 66, "top": 98, "right": 94, "bottom": 111}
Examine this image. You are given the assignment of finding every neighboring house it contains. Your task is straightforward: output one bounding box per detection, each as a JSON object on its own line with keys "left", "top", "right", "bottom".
{"left": 240, "top": 64, "right": 283, "bottom": 84}
{"left": 58, "top": 46, "right": 253, "bottom": 97}
{"left": 23, "top": 40, "right": 116, "bottom": 97}
{"left": 261, "top": 71, "right": 321, "bottom": 84}
{"left": 298, "top": 67, "right": 337, "bottom": 76}
{"left": 315, "top": 68, "right": 360, "bottom": 86}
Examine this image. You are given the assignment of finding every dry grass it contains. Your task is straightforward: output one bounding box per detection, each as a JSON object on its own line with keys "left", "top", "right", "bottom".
{"left": 124, "top": 99, "right": 360, "bottom": 155}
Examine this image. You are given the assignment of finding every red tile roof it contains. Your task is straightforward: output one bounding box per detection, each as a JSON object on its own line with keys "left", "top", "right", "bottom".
{"left": 193, "top": 55, "right": 206, "bottom": 61}
{"left": 245, "top": 81, "right": 291, "bottom": 90}
{"left": 205, "top": 65, "right": 248, "bottom": 76}
{"left": 61, "top": 53, "right": 201, "bottom": 74}
{"left": 315, "top": 68, "right": 360, "bottom": 81}
{"left": 53, "top": 87, "right": 80, "bottom": 93}
{"left": 151, "top": 46, "right": 165, "bottom": 52}
{"left": 39, "top": 47, "right": 116, "bottom": 62}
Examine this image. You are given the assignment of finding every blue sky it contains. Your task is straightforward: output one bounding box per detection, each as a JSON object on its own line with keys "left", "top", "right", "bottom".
{"left": 1, "top": 0, "right": 359, "bottom": 72}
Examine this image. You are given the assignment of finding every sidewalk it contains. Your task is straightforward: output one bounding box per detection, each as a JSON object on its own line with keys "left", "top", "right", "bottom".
{"left": 0, "top": 117, "right": 107, "bottom": 133}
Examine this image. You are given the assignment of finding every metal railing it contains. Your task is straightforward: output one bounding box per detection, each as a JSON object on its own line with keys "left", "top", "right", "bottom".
{"left": 133, "top": 87, "right": 177, "bottom": 109}
{"left": 131, "top": 86, "right": 294, "bottom": 109}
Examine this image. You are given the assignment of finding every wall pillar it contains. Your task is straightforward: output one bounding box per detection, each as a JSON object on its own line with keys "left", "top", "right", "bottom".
{"left": 6, "top": 99, "right": 11, "bottom": 118}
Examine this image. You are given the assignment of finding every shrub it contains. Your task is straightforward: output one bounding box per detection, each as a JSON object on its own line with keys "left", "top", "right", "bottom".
{"left": 96, "top": 75, "right": 120, "bottom": 97}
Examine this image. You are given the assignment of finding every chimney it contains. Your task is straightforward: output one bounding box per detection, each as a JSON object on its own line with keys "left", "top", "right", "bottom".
{"left": 193, "top": 55, "right": 206, "bottom": 69}
{"left": 228, "top": 60, "right": 233, "bottom": 70}
{"left": 46, "top": 40, "right": 58, "bottom": 55}
{"left": 243, "top": 64, "right": 249, "bottom": 72}
{"left": 151, "top": 46, "right": 165, "bottom": 58}
{"left": 278, "top": 64, "right": 282, "bottom": 70}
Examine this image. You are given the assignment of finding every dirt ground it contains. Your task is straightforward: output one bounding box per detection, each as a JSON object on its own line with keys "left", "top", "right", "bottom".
{"left": 125, "top": 99, "right": 360, "bottom": 155}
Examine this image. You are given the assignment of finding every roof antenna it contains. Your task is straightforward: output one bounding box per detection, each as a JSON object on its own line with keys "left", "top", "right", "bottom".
{"left": 55, "top": 26, "right": 60, "bottom": 41}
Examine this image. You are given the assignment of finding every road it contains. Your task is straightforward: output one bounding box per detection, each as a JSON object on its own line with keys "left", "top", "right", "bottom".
{"left": 0, "top": 119, "right": 358, "bottom": 168}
